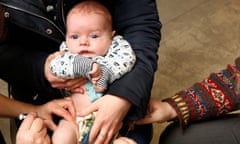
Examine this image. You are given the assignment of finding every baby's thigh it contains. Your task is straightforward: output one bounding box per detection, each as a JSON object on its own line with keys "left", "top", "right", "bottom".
{"left": 52, "top": 120, "right": 78, "bottom": 144}
{"left": 113, "top": 136, "right": 137, "bottom": 144}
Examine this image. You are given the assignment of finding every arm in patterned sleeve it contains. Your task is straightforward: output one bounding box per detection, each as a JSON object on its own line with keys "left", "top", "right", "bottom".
{"left": 49, "top": 36, "right": 136, "bottom": 90}
{"left": 49, "top": 42, "right": 94, "bottom": 80}
{"left": 164, "top": 57, "right": 240, "bottom": 128}
{"left": 93, "top": 35, "right": 136, "bottom": 89}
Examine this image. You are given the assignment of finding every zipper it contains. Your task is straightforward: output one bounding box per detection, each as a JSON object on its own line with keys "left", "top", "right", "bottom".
{"left": 0, "top": 2, "right": 65, "bottom": 37}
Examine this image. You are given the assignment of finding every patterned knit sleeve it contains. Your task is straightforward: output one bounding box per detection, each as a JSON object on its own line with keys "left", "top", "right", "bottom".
{"left": 163, "top": 57, "right": 240, "bottom": 128}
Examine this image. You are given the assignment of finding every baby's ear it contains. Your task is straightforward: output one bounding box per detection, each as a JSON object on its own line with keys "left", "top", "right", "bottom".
{"left": 0, "top": 5, "right": 8, "bottom": 43}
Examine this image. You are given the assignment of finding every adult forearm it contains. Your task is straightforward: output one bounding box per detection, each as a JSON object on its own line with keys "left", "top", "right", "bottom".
{"left": 0, "top": 94, "right": 36, "bottom": 118}
{"left": 164, "top": 57, "right": 240, "bottom": 128}
{"left": 107, "top": 0, "right": 161, "bottom": 120}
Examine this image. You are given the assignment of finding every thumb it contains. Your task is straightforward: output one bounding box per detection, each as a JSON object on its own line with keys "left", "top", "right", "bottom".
{"left": 48, "top": 51, "right": 62, "bottom": 61}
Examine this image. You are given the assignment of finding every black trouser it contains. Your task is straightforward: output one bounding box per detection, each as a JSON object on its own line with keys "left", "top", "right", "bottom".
{"left": 160, "top": 114, "right": 240, "bottom": 144}
{"left": 0, "top": 131, "right": 6, "bottom": 144}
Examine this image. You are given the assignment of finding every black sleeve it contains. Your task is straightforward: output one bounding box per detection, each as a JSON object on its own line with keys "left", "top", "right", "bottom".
{"left": 106, "top": 0, "right": 162, "bottom": 120}
{"left": 0, "top": 24, "right": 61, "bottom": 104}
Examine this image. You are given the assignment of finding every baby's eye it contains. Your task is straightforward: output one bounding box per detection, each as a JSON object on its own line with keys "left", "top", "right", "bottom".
{"left": 90, "top": 34, "right": 98, "bottom": 39}
{"left": 71, "top": 34, "right": 79, "bottom": 39}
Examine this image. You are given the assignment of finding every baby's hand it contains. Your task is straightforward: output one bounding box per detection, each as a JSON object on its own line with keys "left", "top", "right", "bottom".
{"left": 93, "top": 84, "right": 105, "bottom": 93}
{"left": 89, "top": 63, "right": 101, "bottom": 82}
{"left": 89, "top": 63, "right": 106, "bottom": 92}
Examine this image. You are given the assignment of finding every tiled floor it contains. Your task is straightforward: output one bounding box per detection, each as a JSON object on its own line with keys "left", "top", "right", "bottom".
{"left": 1, "top": 0, "right": 240, "bottom": 143}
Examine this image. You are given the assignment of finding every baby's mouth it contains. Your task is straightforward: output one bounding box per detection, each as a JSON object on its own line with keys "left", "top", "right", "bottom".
{"left": 79, "top": 50, "right": 90, "bottom": 54}
{"left": 79, "top": 50, "right": 95, "bottom": 57}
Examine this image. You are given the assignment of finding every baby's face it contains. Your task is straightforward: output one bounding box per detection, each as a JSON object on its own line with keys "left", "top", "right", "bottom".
{"left": 65, "top": 13, "right": 114, "bottom": 58}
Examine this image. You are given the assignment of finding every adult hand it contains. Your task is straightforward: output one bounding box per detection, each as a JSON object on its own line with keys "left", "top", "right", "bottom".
{"left": 136, "top": 98, "right": 177, "bottom": 124}
{"left": 35, "top": 97, "right": 76, "bottom": 131}
{"left": 79, "top": 94, "right": 131, "bottom": 144}
{"left": 44, "top": 51, "right": 87, "bottom": 93}
{"left": 16, "top": 113, "right": 50, "bottom": 144}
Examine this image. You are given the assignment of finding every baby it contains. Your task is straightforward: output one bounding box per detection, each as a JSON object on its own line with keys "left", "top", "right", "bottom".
{"left": 50, "top": 1, "right": 136, "bottom": 144}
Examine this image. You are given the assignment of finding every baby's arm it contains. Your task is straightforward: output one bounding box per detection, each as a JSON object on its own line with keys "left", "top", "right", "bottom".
{"left": 93, "top": 35, "right": 136, "bottom": 89}
{"left": 49, "top": 42, "right": 95, "bottom": 79}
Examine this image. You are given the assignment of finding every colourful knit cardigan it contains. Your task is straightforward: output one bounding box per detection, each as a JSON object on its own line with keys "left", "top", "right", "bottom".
{"left": 164, "top": 57, "right": 240, "bottom": 128}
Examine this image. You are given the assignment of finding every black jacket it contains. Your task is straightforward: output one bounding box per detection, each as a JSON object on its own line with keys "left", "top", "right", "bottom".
{"left": 0, "top": 0, "right": 161, "bottom": 120}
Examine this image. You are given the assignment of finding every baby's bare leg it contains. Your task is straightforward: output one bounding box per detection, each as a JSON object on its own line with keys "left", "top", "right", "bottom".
{"left": 52, "top": 119, "right": 78, "bottom": 144}
{"left": 113, "top": 137, "right": 137, "bottom": 144}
